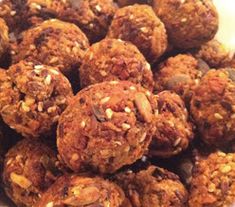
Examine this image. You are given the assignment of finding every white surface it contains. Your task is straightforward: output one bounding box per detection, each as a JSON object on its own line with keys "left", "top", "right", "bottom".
{"left": 213, "top": 0, "right": 235, "bottom": 58}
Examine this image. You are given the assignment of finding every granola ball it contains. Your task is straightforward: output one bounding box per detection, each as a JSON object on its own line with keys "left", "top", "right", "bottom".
{"left": 0, "top": 60, "right": 73, "bottom": 138}
{"left": 12, "top": 19, "right": 89, "bottom": 79}
{"left": 79, "top": 38, "right": 154, "bottom": 91}
{"left": 194, "top": 39, "right": 234, "bottom": 68}
{"left": 0, "top": 18, "right": 9, "bottom": 59}
{"left": 153, "top": 0, "right": 218, "bottom": 49}
{"left": 0, "top": 0, "right": 22, "bottom": 32}
{"left": 107, "top": 4, "right": 167, "bottom": 63}
{"left": 35, "top": 174, "right": 126, "bottom": 207}
{"left": 149, "top": 91, "right": 194, "bottom": 158}
{"left": 60, "top": 0, "right": 117, "bottom": 43}
{"left": 190, "top": 69, "right": 235, "bottom": 147}
{"left": 22, "top": 0, "right": 67, "bottom": 27}
{"left": 154, "top": 54, "right": 209, "bottom": 102}
{"left": 189, "top": 151, "right": 235, "bottom": 207}
{"left": 2, "top": 139, "right": 61, "bottom": 207}
{"left": 57, "top": 81, "right": 157, "bottom": 174}
{"left": 115, "top": 165, "right": 188, "bottom": 207}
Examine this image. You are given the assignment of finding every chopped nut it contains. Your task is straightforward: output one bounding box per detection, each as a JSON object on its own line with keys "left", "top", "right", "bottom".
{"left": 100, "top": 70, "right": 107, "bottom": 76}
{"left": 134, "top": 92, "right": 153, "bottom": 123}
{"left": 21, "top": 102, "right": 30, "bottom": 112}
{"left": 50, "top": 69, "right": 60, "bottom": 75}
{"left": 122, "top": 123, "right": 131, "bottom": 130}
{"left": 34, "top": 65, "right": 44, "bottom": 70}
{"left": 208, "top": 183, "right": 216, "bottom": 192}
{"left": 95, "top": 4, "right": 102, "bottom": 12}
{"left": 71, "top": 153, "right": 79, "bottom": 161}
{"left": 214, "top": 113, "right": 223, "bottom": 120}
{"left": 10, "top": 172, "right": 32, "bottom": 189}
{"left": 220, "top": 165, "right": 231, "bottom": 173}
{"left": 80, "top": 121, "right": 86, "bottom": 128}
{"left": 47, "top": 106, "right": 57, "bottom": 113}
{"left": 140, "top": 27, "right": 148, "bottom": 33}
{"left": 124, "top": 107, "right": 131, "bottom": 113}
{"left": 37, "top": 102, "right": 44, "bottom": 112}
{"left": 105, "top": 108, "right": 113, "bottom": 119}
{"left": 46, "top": 202, "right": 54, "bottom": 207}
{"left": 130, "top": 86, "right": 136, "bottom": 91}
{"left": 100, "top": 97, "right": 110, "bottom": 104}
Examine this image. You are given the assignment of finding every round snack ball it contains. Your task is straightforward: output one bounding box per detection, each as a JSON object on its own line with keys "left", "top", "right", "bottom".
{"left": 60, "top": 0, "right": 117, "bottom": 43}
{"left": 0, "top": 0, "right": 21, "bottom": 32}
{"left": 154, "top": 54, "right": 209, "bottom": 103}
{"left": 0, "top": 18, "right": 9, "bottom": 59}
{"left": 149, "top": 91, "right": 194, "bottom": 158}
{"left": 12, "top": 19, "right": 89, "bottom": 78}
{"left": 2, "top": 139, "right": 61, "bottom": 207}
{"left": 35, "top": 174, "right": 126, "bottom": 207}
{"left": 189, "top": 151, "right": 235, "bottom": 207}
{"left": 57, "top": 81, "right": 157, "bottom": 173}
{"left": 0, "top": 60, "right": 73, "bottom": 138}
{"left": 115, "top": 165, "right": 188, "bottom": 207}
{"left": 80, "top": 38, "right": 154, "bottom": 91}
{"left": 194, "top": 39, "right": 234, "bottom": 68}
{"left": 107, "top": 4, "right": 167, "bottom": 63}
{"left": 22, "top": 0, "right": 67, "bottom": 27}
{"left": 153, "top": 0, "right": 218, "bottom": 49}
{"left": 190, "top": 68, "right": 235, "bottom": 147}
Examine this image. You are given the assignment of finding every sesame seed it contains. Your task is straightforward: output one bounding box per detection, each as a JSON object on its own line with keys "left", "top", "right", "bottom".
{"left": 10, "top": 11, "right": 16, "bottom": 16}
{"left": 214, "top": 113, "right": 223, "bottom": 120}
{"left": 34, "top": 65, "right": 44, "bottom": 70}
{"left": 37, "top": 102, "right": 43, "bottom": 112}
{"left": 105, "top": 108, "right": 113, "bottom": 119}
{"left": 100, "top": 70, "right": 107, "bottom": 76}
{"left": 122, "top": 123, "right": 131, "bottom": 130}
{"left": 44, "top": 75, "right": 52, "bottom": 85}
{"left": 124, "top": 107, "right": 131, "bottom": 113}
{"left": 129, "top": 86, "right": 136, "bottom": 91}
{"left": 181, "top": 18, "right": 187, "bottom": 22}
{"left": 95, "top": 5, "right": 102, "bottom": 12}
{"left": 80, "top": 121, "right": 86, "bottom": 128}
{"left": 100, "top": 97, "right": 110, "bottom": 104}
{"left": 46, "top": 202, "right": 54, "bottom": 207}
{"left": 71, "top": 153, "right": 79, "bottom": 161}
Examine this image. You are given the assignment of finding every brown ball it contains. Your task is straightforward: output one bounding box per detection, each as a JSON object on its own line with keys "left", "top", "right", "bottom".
{"left": 154, "top": 54, "right": 209, "bottom": 102}
{"left": 35, "top": 174, "right": 127, "bottom": 207}
{"left": 22, "top": 0, "right": 67, "bottom": 27}
{"left": 0, "top": 60, "right": 73, "bottom": 138}
{"left": 153, "top": 0, "right": 218, "bottom": 49}
{"left": 12, "top": 19, "right": 89, "bottom": 79}
{"left": 107, "top": 4, "right": 167, "bottom": 63}
{"left": 60, "top": 0, "right": 117, "bottom": 43}
{"left": 2, "top": 139, "right": 61, "bottom": 207}
{"left": 115, "top": 165, "right": 188, "bottom": 207}
{"left": 189, "top": 151, "right": 235, "bottom": 207}
{"left": 79, "top": 38, "right": 154, "bottom": 91}
{"left": 194, "top": 39, "right": 234, "bottom": 68}
{"left": 190, "top": 68, "right": 235, "bottom": 147}
{"left": 0, "top": 18, "right": 9, "bottom": 59}
{"left": 57, "top": 81, "right": 157, "bottom": 173}
{"left": 149, "top": 91, "right": 194, "bottom": 158}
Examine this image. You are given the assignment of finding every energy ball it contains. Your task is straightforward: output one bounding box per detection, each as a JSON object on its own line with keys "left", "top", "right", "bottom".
{"left": 79, "top": 38, "right": 154, "bottom": 91}
{"left": 149, "top": 91, "right": 194, "bottom": 158}
{"left": 115, "top": 165, "right": 188, "bottom": 207}
{"left": 0, "top": 60, "right": 73, "bottom": 138}
{"left": 154, "top": 54, "right": 209, "bottom": 102}
{"left": 35, "top": 175, "right": 126, "bottom": 207}
{"left": 194, "top": 39, "right": 234, "bottom": 68}
{"left": 153, "top": 0, "right": 219, "bottom": 49}
{"left": 2, "top": 139, "right": 61, "bottom": 207}
{"left": 190, "top": 69, "right": 235, "bottom": 147}
{"left": 0, "top": 0, "right": 21, "bottom": 31}
{"left": 60, "top": 0, "right": 117, "bottom": 43}
{"left": 12, "top": 19, "right": 89, "bottom": 78}
{"left": 57, "top": 81, "right": 157, "bottom": 174}
{"left": 0, "top": 18, "right": 9, "bottom": 59}
{"left": 22, "top": 0, "right": 67, "bottom": 27}
{"left": 107, "top": 4, "right": 167, "bottom": 63}
{"left": 189, "top": 151, "right": 235, "bottom": 207}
